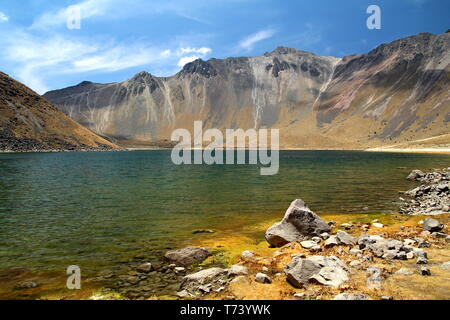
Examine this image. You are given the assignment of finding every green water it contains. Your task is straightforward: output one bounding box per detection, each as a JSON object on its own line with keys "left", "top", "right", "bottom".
{"left": 0, "top": 151, "right": 449, "bottom": 282}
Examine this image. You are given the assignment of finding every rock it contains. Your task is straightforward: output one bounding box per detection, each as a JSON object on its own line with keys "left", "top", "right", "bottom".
{"left": 395, "top": 268, "right": 414, "bottom": 275}
{"left": 372, "top": 222, "right": 384, "bottom": 228}
{"left": 228, "top": 265, "right": 248, "bottom": 277}
{"left": 262, "top": 266, "right": 269, "bottom": 272}
{"left": 403, "top": 239, "right": 415, "bottom": 246}
{"left": 15, "top": 282, "right": 39, "bottom": 290}
{"left": 416, "top": 238, "right": 430, "bottom": 248}
{"left": 333, "top": 293, "right": 370, "bottom": 300}
{"left": 175, "top": 267, "right": 186, "bottom": 273}
{"left": 366, "top": 266, "right": 382, "bottom": 289}
{"left": 176, "top": 290, "right": 194, "bottom": 299}
{"left": 136, "top": 263, "right": 153, "bottom": 273}
{"left": 300, "top": 240, "right": 318, "bottom": 249}
{"left": 180, "top": 268, "right": 227, "bottom": 295}
{"left": 324, "top": 235, "right": 340, "bottom": 248}
{"left": 417, "top": 256, "right": 428, "bottom": 265}
{"left": 284, "top": 256, "right": 349, "bottom": 288}
{"left": 440, "top": 262, "right": 450, "bottom": 270}
{"left": 230, "top": 276, "right": 248, "bottom": 284}
{"left": 432, "top": 232, "right": 447, "bottom": 239}
{"left": 312, "top": 237, "right": 322, "bottom": 244}
{"left": 192, "top": 229, "right": 215, "bottom": 234}
{"left": 381, "top": 296, "right": 393, "bottom": 300}
{"left": 423, "top": 218, "right": 444, "bottom": 233}
{"left": 255, "top": 273, "right": 272, "bottom": 284}
{"left": 421, "top": 267, "right": 431, "bottom": 276}
{"left": 293, "top": 292, "right": 306, "bottom": 299}
{"left": 265, "top": 199, "right": 331, "bottom": 247}
{"left": 336, "top": 230, "right": 357, "bottom": 245}
{"left": 165, "top": 247, "right": 212, "bottom": 266}
{"left": 407, "top": 170, "right": 425, "bottom": 181}
{"left": 340, "top": 223, "right": 353, "bottom": 230}
{"left": 241, "top": 250, "right": 256, "bottom": 259}
{"left": 350, "top": 247, "right": 362, "bottom": 256}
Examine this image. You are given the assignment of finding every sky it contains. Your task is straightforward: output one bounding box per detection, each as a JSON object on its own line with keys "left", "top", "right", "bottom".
{"left": 0, "top": 0, "right": 448, "bottom": 94}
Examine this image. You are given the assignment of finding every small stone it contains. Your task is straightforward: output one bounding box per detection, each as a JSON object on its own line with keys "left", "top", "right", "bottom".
{"left": 417, "top": 256, "right": 428, "bottom": 265}
{"left": 440, "top": 262, "right": 450, "bottom": 270}
{"left": 372, "top": 223, "right": 384, "bottom": 228}
{"left": 421, "top": 267, "right": 431, "bottom": 276}
{"left": 192, "top": 229, "right": 215, "bottom": 234}
{"left": 262, "top": 266, "right": 269, "bottom": 272}
{"left": 293, "top": 292, "right": 306, "bottom": 299}
{"left": 350, "top": 247, "right": 362, "bottom": 256}
{"left": 395, "top": 268, "right": 414, "bottom": 276}
{"left": 320, "top": 232, "right": 330, "bottom": 240}
{"left": 300, "top": 240, "right": 318, "bottom": 249}
{"left": 324, "top": 235, "right": 339, "bottom": 248}
{"left": 15, "top": 282, "right": 39, "bottom": 290}
{"left": 241, "top": 250, "right": 255, "bottom": 259}
{"left": 176, "top": 290, "right": 194, "bottom": 299}
{"left": 255, "top": 273, "right": 272, "bottom": 284}
{"left": 349, "top": 260, "right": 362, "bottom": 268}
{"left": 340, "top": 223, "right": 353, "bottom": 230}
{"left": 381, "top": 296, "right": 393, "bottom": 300}
{"left": 228, "top": 265, "right": 249, "bottom": 277}
{"left": 336, "top": 230, "right": 357, "bottom": 245}
{"left": 406, "top": 252, "right": 415, "bottom": 260}
{"left": 136, "top": 263, "right": 153, "bottom": 273}
{"left": 333, "top": 293, "right": 370, "bottom": 300}
{"left": 403, "top": 239, "right": 415, "bottom": 246}
{"left": 175, "top": 267, "right": 186, "bottom": 273}
{"left": 312, "top": 237, "right": 322, "bottom": 244}
{"left": 423, "top": 218, "right": 444, "bottom": 233}
{"left": 432, "top": 232, "right": 447, "bottom": 239}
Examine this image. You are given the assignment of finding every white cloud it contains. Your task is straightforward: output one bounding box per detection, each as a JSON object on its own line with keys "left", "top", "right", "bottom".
{"left": 179, "top": 47, "right": 212, "bottom": 55}
{"left": 177, "top": 56, "right": 200, "bottom": 67}
{"left": 239, "top": 28, "right": 276, "bottom": 51}
{"left": 0, "top": 12, "right": 9, "bottom": 22}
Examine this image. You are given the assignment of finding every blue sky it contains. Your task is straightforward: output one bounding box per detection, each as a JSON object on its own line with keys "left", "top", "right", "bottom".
{"left": 0, "top": 0, "right": 448, "bottom": 94}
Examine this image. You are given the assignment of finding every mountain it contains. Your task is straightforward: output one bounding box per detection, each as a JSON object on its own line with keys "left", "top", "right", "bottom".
{"left": 44, "top": 31, "right": 450, "bottom": 149}
{"left": 0, "top": 72, "right": 121, "bottom": 152}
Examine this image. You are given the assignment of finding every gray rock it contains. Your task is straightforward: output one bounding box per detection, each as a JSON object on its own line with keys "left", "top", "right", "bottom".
{"left": 372, "top": 222, "right": 384, "bottom": 229}
{"left": 333, "top": 293, "right": 370, "bottom": 300}
{"left": 336, "top": 230, "right": 357, "bottom": 245}
{"left": 15, "top": 282, "right": 39, "bottom": 290}
{"left": 349, "top": 260, "right": 362, "bottom": 268}
{"left": 324, "top": 235, "right": 340, "bottom": 248}
{"left": 421, "top": 267, "right": 431, "bottom": 276}
{"left": 423, "top": 218, "right": 444, "bottom": 233}
{"left": 228, "top": 265, "right": 249, "bottom": 277}
{"left": 320, "top": 232, "right": 330, "bottom": 240}
{"left": 255, "top": 273, "right": 272, "bottom": 284}
{"left": 441, "top": 262, "right": 450, "bottom": 270}
{"left": 407, "top": 170, "right": 425, "bottom": 181}
{"left": 417, "top": 256, "right": 428, "bottom": 265}
{"left": 165, "top": 247, "right": 212, "bottom": 266}
{"left": 284, "top": 255, "right": 349, "bottom": 288}
{"left": 300, "top": 240, "right": 318, "bottom": 249}
{"left": 181, "top": 268, "right": 227, "bottom": 295}
{"left": 265, "top": 199, "right": 331, "bottom": 247}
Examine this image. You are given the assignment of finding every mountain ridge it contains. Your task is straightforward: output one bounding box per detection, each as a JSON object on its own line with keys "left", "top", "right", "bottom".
{"left": 44, "top": 31, "right": 450, "bottom": 149}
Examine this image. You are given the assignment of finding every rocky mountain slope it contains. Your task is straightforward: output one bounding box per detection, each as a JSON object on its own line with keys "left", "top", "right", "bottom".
{"left": 0, "top": 72, "right": 121, "bottom": 152}
{"left": 44, "top": 31, "right": 450, "bottom": 149}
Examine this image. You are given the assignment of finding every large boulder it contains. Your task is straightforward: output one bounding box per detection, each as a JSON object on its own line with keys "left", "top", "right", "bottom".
{"left": 284, "top": 255, "right": 349, "bottom": 288}
{"left": 265, "top": 199, "right": 331, "bottom": 247}
{"left": 165, "top": 247, "right": 212, "bottom": 266}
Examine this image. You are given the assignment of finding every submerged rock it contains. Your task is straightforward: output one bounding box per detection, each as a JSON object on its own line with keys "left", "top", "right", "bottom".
{"left": 165, "top": 247, "right": 212, "bottom": 266}
{"left": 265, "top": 199, "right": 331, "bottom": 247}
{"left": 284, "top": 255, "right": 349, "bottom": 288}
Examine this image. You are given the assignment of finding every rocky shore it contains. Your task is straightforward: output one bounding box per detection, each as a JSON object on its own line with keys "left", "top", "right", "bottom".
{"left": 83, "top": 169, "right": 450, "bottom": 301}
{"left": 400, "top": 168, "right": 450, "bottom": 215}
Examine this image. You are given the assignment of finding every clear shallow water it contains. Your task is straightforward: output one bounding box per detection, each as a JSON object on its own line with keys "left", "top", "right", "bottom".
{"left": 0, "top": 150, "right": 449, "bottom": 276}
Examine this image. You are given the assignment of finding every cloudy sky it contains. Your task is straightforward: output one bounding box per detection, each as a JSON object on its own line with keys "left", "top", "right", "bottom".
{"left": 0, "top": 0, "right": 448, "bottom": 94}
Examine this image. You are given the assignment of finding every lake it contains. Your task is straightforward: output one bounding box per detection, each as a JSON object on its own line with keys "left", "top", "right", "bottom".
{"left": 0, "top": 150, "right": 449, "bottom": 297}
